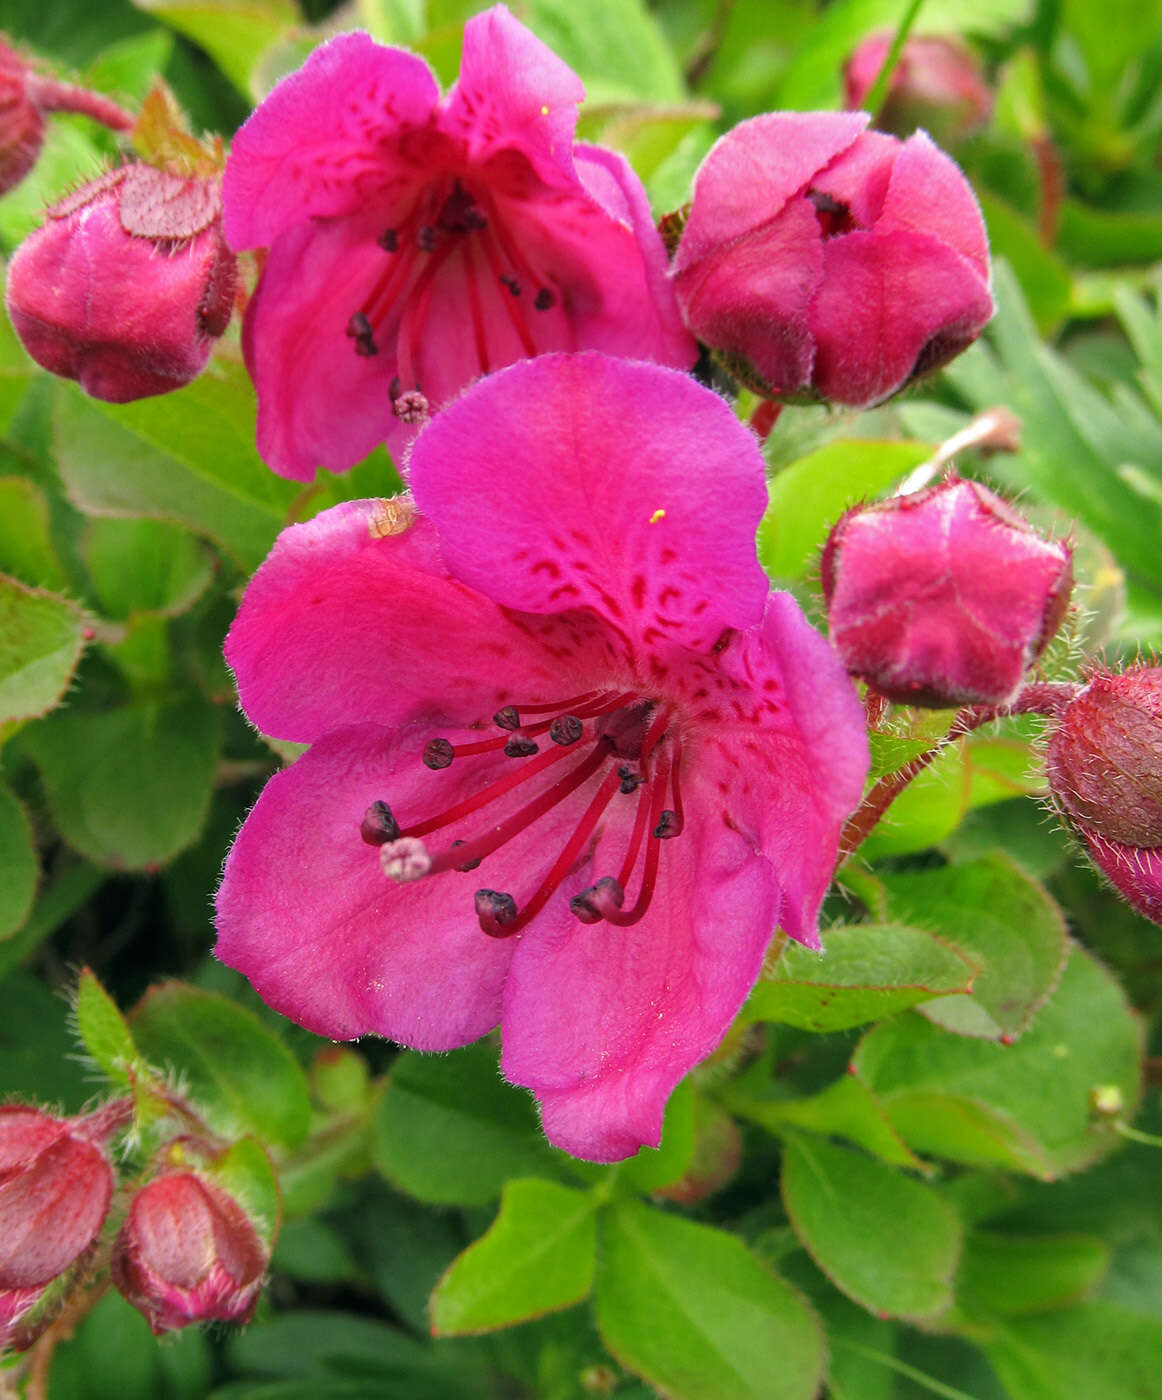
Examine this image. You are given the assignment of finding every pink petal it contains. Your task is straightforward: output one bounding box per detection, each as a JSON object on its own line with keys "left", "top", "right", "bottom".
{"left": 225, "top": 499, "right": 574, "bottom": 743}
{"left": 440, "top": 5, "right": 584, "bottom": 189}
{"left": 1083, "top": 832, "right": 1162, "bottom": 927}
{"left": 215, "top": 724, "right": 519, "bottom": 1046}
{"left": 876, "top": 130, "right": 990, "bottom": 283}
{"left": 812, "top": 129, "right": 900, "bottom": 227}
{"left": 809, "top": 227, "right": 994, "bottom": 407}
{"left": 501, "top": 795, "right": 781, "bottom": 1161}
{"left": 408, "top": 353, "right": 769, "bottom": 657}
{"left": 674, "top": 111, "right": 867, "bottom": 267}
{"left": 223, "top": 32, "right": 439, "bottom": 252}
{"left": 241, "top": 217, "right": 398, "bottom": 481}
{"left": 672, "top": 194, "right": 822, "bottom": 393}
{"left": 707, "top": 592, "right": 869, "bottom": 947}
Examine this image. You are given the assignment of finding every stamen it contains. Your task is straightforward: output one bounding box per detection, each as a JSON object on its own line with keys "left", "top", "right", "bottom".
{"left": 416, "top": 225, "right": 441, "bottom": 252}
{"left": 380, "top": 837, "right": 432, "bottom": 883}
{"left": 451, "top": 839, "right": 482, "bottom": 871}
{"left": 493, "top": 706, "right": 520, "bottom": 730}
{"left": 667, "top": 734, "right": 685, "bottom": 836}
{"left": 512, "top": 690, "right": 603, "bottom": 715}
{"left": 441, "top": 693, "right": 630, "bottom": 760}
{"left": 499, "top": 274, "right": 520, "bottom": 296}
{"left": 503, "top": 736, "right": 539, "bottom": 758}
{"left": 404, "top": 741, "right": 578, "bottom": 840}
{"left": 617, "top": 764, "right": 641, "bottom": 794}
{"left": 346, "top": 311, "right": 378, "bottom": 357}
{"left": 463, "top": 240, "right": 492, "bottom": 374}
{"left": 478, "top": 764, "right": 623, "bottom": 937}
{"left": 570, "top": 876, "right": 624, "bottom": 924}
{"left": 615, "top": 770, "right": 656, "bottom": 888}
{"left": 549, "top": 714, "right": 583, "bottom": 746}
{"left": 477, "top": 224, "right": 537, "bottom": 356}
{"left": 475, "top": 889, "right": 517, "bottom": 932}
{"left": 601, "top": 754, "right": 671, "bottom": 926}
{"left": 654, "top": 810, "right": 681, "bottom": 839}
{"left": 360, "top": 801, "right": 400, "bottom": 846}
{"left": 534, "top": 288, "right": 557, "bottom": 311}
{"left": 424, "top": 740, "right": 612, "bottom": 874}
{"left": 423, "top": 738, "right": 454, "bottom": 770}
{"left": 639, "top": 706, "right": 674, "bottom": 766}
{"left": 377, "top": 229, "right": 399, "bottom": 252}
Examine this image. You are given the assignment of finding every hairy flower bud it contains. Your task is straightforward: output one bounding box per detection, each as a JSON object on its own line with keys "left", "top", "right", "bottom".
{"left": 0, "top": 1105, "right": 115, "bottom": 1324}
{"left": 0, "top": 41, "right": 43, "bottom": 196}
{"left": 821, "top": 476, "right": 1073, "bottom": 707}
{"left": 672, "top": 111, "right": 992, "bottom": 408}
{"left": 5, "top": 164, "right": 237, "bottom": 402}
{"left": 111, "top": 1172, "right": 267, "bottom": 1334}
{"left": 1047, "top": 667, "right": 1162, "bottom": 849}
{"left": 844, "top": 33, "right": 993, "bottom": 144}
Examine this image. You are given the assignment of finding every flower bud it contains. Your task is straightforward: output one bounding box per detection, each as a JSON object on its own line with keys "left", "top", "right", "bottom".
{"left": 1046, "top": 667, "right": 1162, "bottom": 849}
{"left": 5, "top": 163, "right": 237, "bottom": 402}
{"left": 0, "top": 41, "right": 43, "bottom": 196}
{"left": 844, "top": 33, "right": 993, "bottom": 144}
{"left": 821, "top": 476, "right": 1073, "bottom": 707}
{"left": 1080, "top": 833, "right": 1162, "bottom": 927}
{"left": 0, "top": 1106, "right": 115, "bottom": 1293}
{"left": 672, "top": 112, "right": 993, "bottom": 408}
{"left": 111, "top": 1171, "right": 267, "bottom": 1333}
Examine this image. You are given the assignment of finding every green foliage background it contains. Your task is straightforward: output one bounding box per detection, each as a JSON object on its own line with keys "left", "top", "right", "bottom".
{"left": 1, "top": 0, "right": 1161, "bottom": 1395}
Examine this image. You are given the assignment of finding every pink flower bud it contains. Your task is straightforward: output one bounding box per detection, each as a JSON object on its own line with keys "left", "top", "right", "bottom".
{"left": 5, "top": 164, "right": 237, "bottom": 402}
{"left": 672, "top": 112, "right": 993, "bottom": 408}
{"left": 1046, "top": 668, "right": 1162, "bottom": 850}
{"left": 0, "top": 41, "right": 43, "bottom": 196}
{"left": 111, "top": 1172, "right": 267, "bottom": 1334}
{"left": 0, "top": 1284, "right": 43, "bottom": 1352}
{"left": 844, "top": 33, "right": 993, "bottom": 144}
{"left": 0, "top": 1106, "right": 115, "bottom": 1293}
{"left": 821, "top": 476, "right": 1073, "bottom": 708}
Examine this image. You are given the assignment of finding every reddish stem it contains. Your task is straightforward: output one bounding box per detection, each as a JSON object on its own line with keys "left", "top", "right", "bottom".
{"left": 28, "top": 76, "right": 134, "bottom": 132}
{"left": 837, "top": 681, "right": 1079, "bottom": 863}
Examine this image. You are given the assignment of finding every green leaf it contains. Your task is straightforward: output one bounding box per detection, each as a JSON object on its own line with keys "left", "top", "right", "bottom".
{"left": 0, "top": 477, "right": 69, "bottom": 592}
{"left": 782, "top": 1136, "right": 962, "bottom": 1320}
{"left": 619, "top": 1076, "right": 697, "bottom": 1191}
{"left": 1059, "top": 201, "right": 1162, "bottom": 269}
{"left": 19, "top": 697, "right": 219, "bottom": 870}
{"left": 880, "top": 854, "right": 1069, "bottom": 1041}
{"left": 372, "top": 1039, "right": 561, "bottom": 1205}
{"left": 525, "top": 0, "right": 683, "bottom": 104}
{"left": 744, "top": 924, "right": 977, "bottom": 1032}
{"left": 978, "top": 191, "right": 1072, "bottom": 335}
{"left": 0, "top": 969, "right": 88, "bottom": 1112}
{"left": 596, "top": 1201, "right": 825, "bottom": 1400}
{"left": 957, "top": 1231, "right": 1110, "bottom": 1318}
{"left": 83, "top": 29, "right": 177, "bottom": 104}
{"left": 130, "top": 982, "right": 311, "bottom": 1151}
{"left": 130, "top": 0, "right": 298, "bottom": 95}
{"left": 984, "top": 1302, "right": 1162, "bottom": 1400}
{"left": 0, "top": 574, "right": 84, "bottom": 725}
{"left": 851, "top": 944, "right": 1143, "bottom": 1178}
{"left": 0, "top": 783, "right": 37, "bottom": 941}
{"left": 757, "top": 439, "right": 932, "bottom": 584}
{"left": 82, "top": 517, "right": 214, "bottom": 621}
{"left": 74, "top": 967, "right": 139, "bottom": 1086}
{"left": 430, "top": 1178, "right": 597, "bottom": 1335}
{"left": 53, "top": 369, "right": 300, "bottom": 572}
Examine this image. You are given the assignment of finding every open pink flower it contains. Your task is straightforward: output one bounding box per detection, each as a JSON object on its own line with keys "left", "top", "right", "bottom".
{"left": 215, "top": 355, "right": 867, "bottom": 1161}
{"left": 223, "top": 7, "right": 694, "bottom": 481}
{"left": 671, "top": 111, "right": 993, "bottom": 408}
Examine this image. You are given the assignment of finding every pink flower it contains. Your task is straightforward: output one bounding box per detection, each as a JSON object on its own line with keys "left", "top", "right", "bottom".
{"left": 844, "top": 33, "right": 993, "bottom": 144}
{"left": 671, "top": 112, "right": 993, "bottom": 408}
{"left": 5, "top": 165, "right": 236, "bottom": 402}
{"left": 223, "top": 7, "right": 695, "bottom": 482}
{"left": 822, "top": 476, "right": 1073, "bottom": 707}
{"left": 214, "top": 354, "right": 868, "bottom": 1162}
{"left": 111, "top": 1172, "right": 267, "bottom": 1334}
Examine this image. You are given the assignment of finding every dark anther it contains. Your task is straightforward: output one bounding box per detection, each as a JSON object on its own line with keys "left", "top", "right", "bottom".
{"left": 451, "top": 839, "right": 482, "bottom": 872}
{"left": 346, "top": 311, "right": 378, "bottom": 357}
{"left": 549, "top": 714, "right": 583, "bottom": 746}
{"left": 534, "top": 288, "right": 557, "bottom": 311}
{"left": 570, "top": 876, "right": 624, "bottom": 924}
{"left": 504, "top": 736, "right": 539, "bottom": 758}
{"left": 617, "top": 764, "right": 641, "bottom": 795}
{"left": 499, "top": 274, "right": 521, "bottom": 296}
{"left": 807, "top": 189, "right": 846, "bottom": 215}
{"left": 377, "top": 228, "right": 399, "bottom": 252}
{"left": 416, "top": 225, "right": 441, "bottom": 252}
{"left": 712, "top": 628, "right": 735, "bottom": 653}
{"left": 360, "top": 800, "right": 400, "bottom": 846}
{"left": 423, "top": 738, "right": 454, "bottom": 770}
{"left": 437, "top": 181, "right": 488, "bottom": 235}
{"left": 388, "top": 375, "right": 402, "bottom": 400}
{"left": 475, "top": 888, "right": 518, "bottom": 933}
{"left": 654, "top": 809, "right": 683, "bottom": 839}
{"left": 493, "top": 705, "right": 520, "bottom": 731}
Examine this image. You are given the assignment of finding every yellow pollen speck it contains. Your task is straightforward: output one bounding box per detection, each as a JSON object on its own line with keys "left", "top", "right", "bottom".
{"left": 648, "top": 508, "right": 666, "bottom": 525}
{"left": 540, "top": 104, "right": 550, "bottom": 115}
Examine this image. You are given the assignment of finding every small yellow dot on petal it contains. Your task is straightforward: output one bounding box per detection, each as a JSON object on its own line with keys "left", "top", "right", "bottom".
{"left": 540, "top": 104, "right": 550, "bottom": 115}
{"left": 648, "top": 508, "right": 666, "bottom": 525}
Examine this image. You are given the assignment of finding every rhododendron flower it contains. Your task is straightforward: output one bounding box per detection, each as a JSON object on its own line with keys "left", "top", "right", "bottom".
{"left": 215, "top": 354, "right": 868, "bottom": 1162}
{"left": 671, "top": 111, "right": 993, "bottom": 408}
{"left": 844, "top": 33, "right": 993, "bottom": 144}
{"left": 822, "top": 476, "right": 1073, "bottom": 707}
{"left": 223, "top": 6, "right": 695, "bottom": 481}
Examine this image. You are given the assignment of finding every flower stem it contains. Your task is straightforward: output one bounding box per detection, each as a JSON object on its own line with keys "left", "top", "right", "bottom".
{"left": 837, "top": 681, "right": 1078, "bottom": 862}
{"left": 28, "top": 77, "right": 134, "bottom": 133}
{"left": 863, "top": 0, "right": 927, "bottom": 119}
